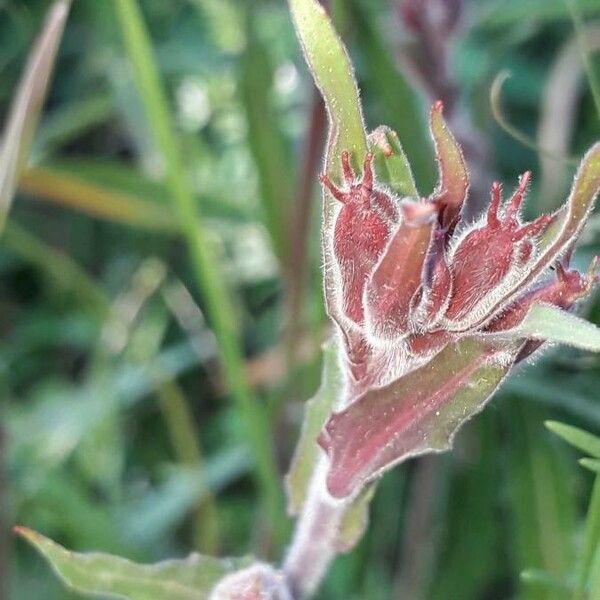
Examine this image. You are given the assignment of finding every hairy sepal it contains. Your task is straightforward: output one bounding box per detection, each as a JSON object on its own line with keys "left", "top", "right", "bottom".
{"left": 476, "top": 143, "right": 600, "bottom": 326}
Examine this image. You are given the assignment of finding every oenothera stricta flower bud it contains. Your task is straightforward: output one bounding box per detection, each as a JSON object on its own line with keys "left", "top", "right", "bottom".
{"left": 318, "top": 101, "right": 600, "bottom": 499}
{"left": 320, "top": 151, "right": 399, "bottom": 325}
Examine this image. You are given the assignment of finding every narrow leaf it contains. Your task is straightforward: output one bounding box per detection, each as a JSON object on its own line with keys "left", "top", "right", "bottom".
{"left": 368, "top": 126, "right": 418, "bottom": 198}
{"left": 319, "top": 338, "right": 518, "bottom": 498}
{"left": 545, "top": 421, "right": 600, "bottom": 457}
{"left": 15, "top": 527, "right": 252, "bottom": 600}
{"left": 0, "top": 0, "right": 70, "bottom": 232}
{"left": 520, "top": 569, "right": 575, "bottom": 592}
{"left": 288, "top": 0, "right": 367, "bottom": 175}
{"left": 579, "top": 458, "right": 600, "bottom": 473}
{"left": 240, "top": 12, "right": 292, "bottom": 261}
{"left": 288, "top": 0, "right": 368, "bottom": 319}
{"left": 285, "top": 340, "right": 342, "bottom": 515}
{"left": 19, "top": 166, "right": 177, "bottom": 231}
{"left": 509, "top": 303, "right": 600, "bottom": 352}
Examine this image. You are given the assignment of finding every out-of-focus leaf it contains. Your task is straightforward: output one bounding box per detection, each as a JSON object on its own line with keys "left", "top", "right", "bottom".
{"left": 285, "top": 340, "right": 342, "bottom": 515}
{"left": 114, "top": 0, "right": 284, "bottom": 534}
{"left": 579, "top": 458, "right": 600, "bottom": 473}
{"left": 476, "top": 0, "right": 600, "bottom": 28}
{"left": 0, "top": 0, "right": 70, "bottom": 231}
{"left": 368, "top": 126, "right": 418, "bottom": 198}
{"left": 3, "top": 221, "right": 109, "bottom": 315}
{"left": 319, "top": 338, "right": 518, "bottom": 498}
{"left": 43, "top": 158, "right": 253, "bottom": 222}
{"left": 288, "top": 0, "right": 367, "bottom": 175}
{"left": 520, "top": 569, "right": 575, "bottom": 592}
{"left": 578, "top": 477, "right": 600, "bottom": 595}
{"left": 506, "top": 401, "right": 575, "bottom": 600}
{"left": 19, "top": 166, "right": 177, "bottom": 231}
{"left": 239, "top": 12, "right": 292, "bottom": 261}
{"left": 189, "top": 0, "right": 244, "bottom": 53}
{"left": 429, "top": 414, "right": 500, "bottom": 600}
{"left": 31, "top": 94, "right": 113, "bottom": 162}
{"left": 508, "top": 304, "right": 600, "bottom": 352}
{"left": 16, "top": 527, "right": 252, "bottom": 600}
{"left": 545, "top": 421, "right": 600, "bottom": 457}
{"left": 506, "top": 374, "right": 600, "bottom": 426}
{"left": 348, "top": 0, "right": 434, "bottom": 191}
{"left": 589, "top": 541, "right": 600, "bottom": 600}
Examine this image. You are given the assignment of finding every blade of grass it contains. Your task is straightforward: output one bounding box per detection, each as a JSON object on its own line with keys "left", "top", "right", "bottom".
{"left": 545, "top": 421, "right": 600, "bottom": 458}
{"left": 239, "top": 9, "right": 292, "bottom": 263}
{"left": 507, "top": 400, "right": 575, "bottom": 600}
{"left": 0, "top": 0, "right": 70, "bottom": 232}
{"left": 112, "top": 0, "right": 285, "bottom": 540}
{"left": 31, "top": 94, "right": 113, "bottom": 162}
{"left": 155, "top": 378, "right": 219, "bottom": 554}
{"left": 574, "top": 474, "right": 600, "bottom": 598}
{"left": 3, "top": 220, "right": 109, "bottom": 316}
{"left": 19, "top": 166, "right": 177, "bottom": 231}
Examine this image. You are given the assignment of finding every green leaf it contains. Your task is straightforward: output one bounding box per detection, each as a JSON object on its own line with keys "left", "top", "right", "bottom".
{"left": 288, "top": 0, "right": 367, "bottom": 177}
{"left": 19, "top": 166, "right": 177, "bottom": 232}
{"left": 320, "top": 337, "right": 518, "bottom": 497}
{"left": 0, "top": 0, "right": 70, "bottom": 232}
{"left": 520, "top": 569, "right": 575, "bottom": 592}
{"left": 16, "top": 527, "right": 252, "bottom": 600}
{"left": 579, "top": 458, "right": 600, "bottom": 473}
{"left": 476, "top": 0, "right": 600, "bottom": 28}
{"left": 578, "top": 477, "right": 600, "bottom": 595}
{"left": 368, "top": 126, "right": 418, "bottom": 198}
{"left": 545, "top": 421, "right": 600, "bottom": 458}
{"left": 510, "top": 303, "right": 600, "bottom": 352}
{"left": 589, "top": 537, "right": 600, "bottom": 600}
{"left": 288, "top": 0, "right": 367, "bottom": 319}
{"left": 285, "top": 340, "right": 342, "bottom": 515}
{"left": 507, "top": 402, "right": 575, "bottom": 600}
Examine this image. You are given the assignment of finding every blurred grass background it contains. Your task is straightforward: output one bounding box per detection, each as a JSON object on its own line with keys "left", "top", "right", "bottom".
{"left": 2, "top": 0, "right": 600, "bottom": 598}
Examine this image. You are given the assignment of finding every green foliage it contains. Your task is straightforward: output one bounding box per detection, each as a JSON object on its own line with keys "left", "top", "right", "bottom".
{"left": 16, "top": 527, "right": 252, "bottom": 599}
{"left": 2, "top": 0, "right": 600, "bottom": 598}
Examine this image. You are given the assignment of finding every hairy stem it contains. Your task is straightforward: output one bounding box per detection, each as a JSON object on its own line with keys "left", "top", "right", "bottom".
{"left": 283, "top": 455, "right": 348, "bottom": 598}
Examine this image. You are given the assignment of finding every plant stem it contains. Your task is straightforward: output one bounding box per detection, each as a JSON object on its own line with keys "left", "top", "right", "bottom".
{"left": 283, "top": 454, "right": 349, "bottom": 599}
{"left": 113, "top": 0, "right": 285, "bottom": 539}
